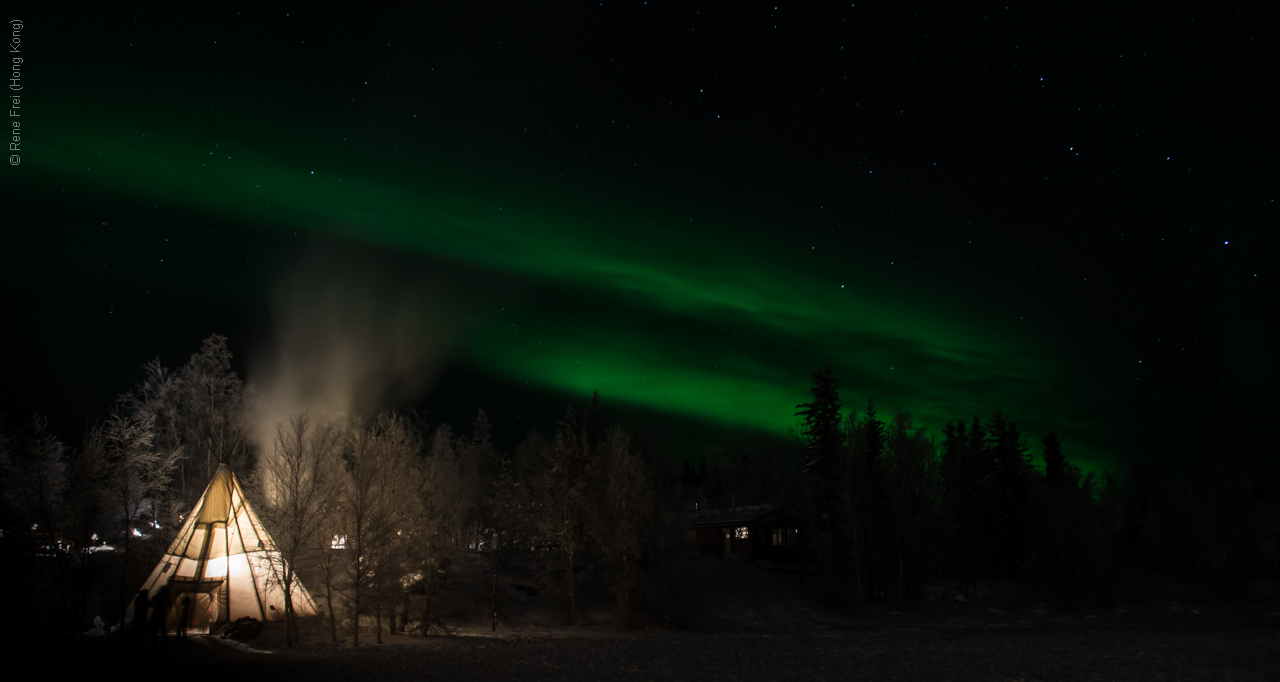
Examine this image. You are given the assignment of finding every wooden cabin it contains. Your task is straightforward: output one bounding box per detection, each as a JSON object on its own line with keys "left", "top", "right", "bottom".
{"left": 689, "top": 504, "right": 802, "bottom": 561}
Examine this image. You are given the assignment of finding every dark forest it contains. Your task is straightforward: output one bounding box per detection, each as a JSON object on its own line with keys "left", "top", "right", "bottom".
{"left": 5, "top": 2, "right": 1277, "bottom": 678}
{"left": 4, "top": 335, "right": 1277, "bottom": 644}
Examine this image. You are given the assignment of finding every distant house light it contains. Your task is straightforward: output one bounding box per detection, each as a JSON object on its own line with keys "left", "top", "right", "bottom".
{"left": 734, "top": 526, "right": 749, "bottom": 540}
{"left": 331, "top": 535, "right": 348, "bottom": 550}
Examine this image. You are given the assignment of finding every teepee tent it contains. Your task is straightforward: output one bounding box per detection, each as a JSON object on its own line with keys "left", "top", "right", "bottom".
{"left": 133, "top": 464, "right": 318, "bottom": 633}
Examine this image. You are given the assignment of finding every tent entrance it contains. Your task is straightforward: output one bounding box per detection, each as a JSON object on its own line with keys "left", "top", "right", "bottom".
{"left": 166, "top": 589, "right": 216, "bottom": 635}
{"left": 132, "top": 464, "right": 319, "bottom": 633}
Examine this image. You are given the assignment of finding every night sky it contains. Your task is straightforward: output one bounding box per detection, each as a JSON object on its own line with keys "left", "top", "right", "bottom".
{"left": 4, "top": 3, "right": 1275, "bottom": 477}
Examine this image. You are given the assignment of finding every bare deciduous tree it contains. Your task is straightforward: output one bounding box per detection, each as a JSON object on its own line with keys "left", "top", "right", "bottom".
{"left": 457, "top": 410, "right": 501, "bottom": 553}
{"left": 103, "top": 408, "right": 181, "bottom": 619}
{"left": 407, "top": 424, "right": 474, "bottom": 636}
{"left": 1, "top": 417, "right": 70, "bottom": 626}
{"left": 121, "top": 336, "right": 250, "bottom": 517}
{"left": 491, "top": 431, "right": 545, "bottom": 564}
{"left": 339, "top": 413, "right": 415, "bottom": 645}
{"left": 313, "top": 525, "right": 347, "bottom": 642}
{"left": 365, "top": 413, "right": 416, "bottom": 643}
{"left": 590, "top": 426, "right": 653, "bottom": 629}
{"left": 64, "top": 428, "right": 110, "bottom": 630}
{"left": 339, "top": 423, "right": 377, "bottom": 647}
{"left": 256, "top": 414, "right": 341, "bottom": 647}
{"left": 122, "top": 359, "right": 185, "bottom": 498}
{"left": 880, "top": 412, "right": 941, "bottom": 603}
{"left": 179, "top": 334, "right": 251, "bottom": 481}
{"left": 533, "top": 408, "right": 592, "bottom": 626}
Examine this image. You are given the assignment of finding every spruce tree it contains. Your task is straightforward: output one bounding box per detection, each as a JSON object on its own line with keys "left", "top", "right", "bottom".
{"left": 796, "top": 366, "right": 843, "bottom": 477}
{"left": 860, "top": 399, "right": 888, "bottom": 600}
{"left": 987, "top": 412, "right": 1032, "bottom": 579}
{"left": 941, "top": 421, "right": 967, "bottom": 488}
{"left": 864, "top": 398, "right": 885, "bottom": 465}
{"left": 1042, "top": 433, "right": 1065, "bottom": 490}
{"left": 795, "top": 366, "right": 844, "bottom": 599}
{"left": 941, "top": 420, "right": 974, "bottom": 594}
{"left": 940, "top": 416, "right": 991, "bottom": 592}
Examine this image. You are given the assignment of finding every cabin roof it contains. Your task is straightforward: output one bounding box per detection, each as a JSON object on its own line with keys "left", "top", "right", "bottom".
{"left": 690, "top": 504, "right": 780, "bottom": 528}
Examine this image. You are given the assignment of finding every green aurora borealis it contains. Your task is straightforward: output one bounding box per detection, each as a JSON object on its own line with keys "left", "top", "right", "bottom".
{"left": 13, "top": 87, "right": 1111, "bottom": 473}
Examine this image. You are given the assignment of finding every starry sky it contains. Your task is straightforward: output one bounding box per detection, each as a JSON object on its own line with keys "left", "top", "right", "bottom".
{"left": 3, "top": 3, "right": 1275, "bottom": 477}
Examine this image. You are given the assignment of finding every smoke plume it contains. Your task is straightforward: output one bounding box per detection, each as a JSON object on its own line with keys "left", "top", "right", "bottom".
{"left": 247, "top": 245, "right": 463, "bottom": 453}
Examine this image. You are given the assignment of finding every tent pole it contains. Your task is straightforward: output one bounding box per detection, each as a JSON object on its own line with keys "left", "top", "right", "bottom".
{"left": 174, "top": 475, "right": 219, "bottom": 581}
{"left": 229, "top": 471, "right": 268, "bottom": 621}
{"left": 223, "top": 510, "right": 231, "bottom": 629}
{"left": 218, "top": 473, "right": 231, "bottom": 626}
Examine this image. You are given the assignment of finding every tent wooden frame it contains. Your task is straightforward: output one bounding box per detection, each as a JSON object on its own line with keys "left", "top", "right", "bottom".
{"left": 130, "top": 464, "right": 318, "bottom": 633}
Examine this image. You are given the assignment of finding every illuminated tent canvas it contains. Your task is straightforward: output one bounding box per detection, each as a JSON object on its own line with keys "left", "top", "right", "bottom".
{"left": 133, "top": 464, "right": 318, "bottom": 632}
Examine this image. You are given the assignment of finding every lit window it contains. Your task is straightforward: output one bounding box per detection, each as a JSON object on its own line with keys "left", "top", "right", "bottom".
{"left": 787, "top": 528, "right": 799, "bottom": 546}
{"left": 734, "top": 526, "right": 749, "bottom": 540}
{"left": 772, "top": 528, "right": 783, "bottom": 546}
{"left": 331, "top": 535, "right": 348, "bottom": 550}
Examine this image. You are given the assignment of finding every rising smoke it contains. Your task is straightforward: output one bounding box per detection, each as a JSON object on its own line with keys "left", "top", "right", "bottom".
{"left": 247, "top": 244, "right": 467, "bottom": 453}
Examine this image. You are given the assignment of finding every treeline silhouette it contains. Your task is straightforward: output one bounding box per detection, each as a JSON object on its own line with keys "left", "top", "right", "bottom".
{"left": 1, "top": 339, "right": 1278, "bottom": 641}
{"left": 786, "top": 365, "right": 1280, "bottom": 607}
{"left": 0, "top": 336, "right": 692, "bottom": 642}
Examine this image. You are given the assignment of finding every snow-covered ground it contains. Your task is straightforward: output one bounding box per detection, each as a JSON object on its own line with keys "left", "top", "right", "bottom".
{"left": 66, "top": 620, "right": 1280, "bottom": 682}
{"left": 57, "top": 560, "right": 1280, "bottom": 681}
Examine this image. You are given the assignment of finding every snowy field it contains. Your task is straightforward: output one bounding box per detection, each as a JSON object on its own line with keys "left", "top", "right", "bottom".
{"left": 59, "top": 562, "right": 1280, "bottom": 681}
{"left": 69, "top": 622, "right": 1280, "bottom": 682}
